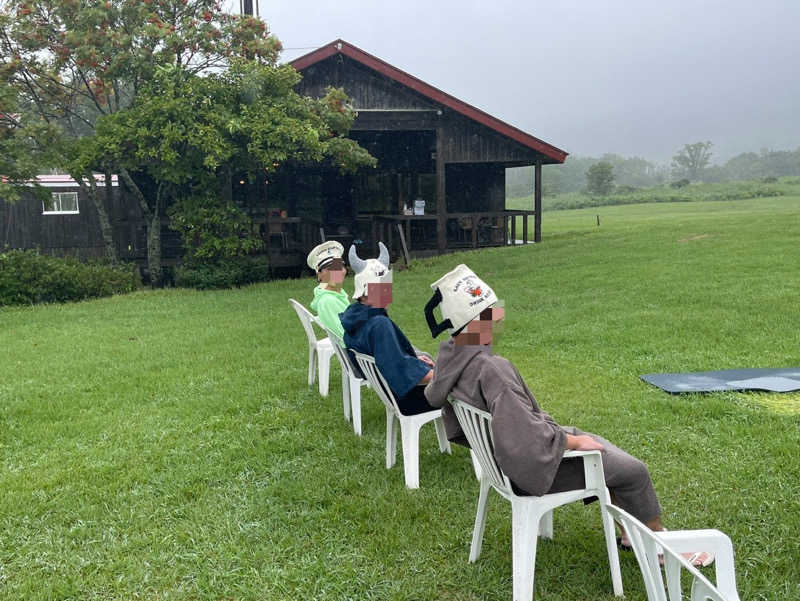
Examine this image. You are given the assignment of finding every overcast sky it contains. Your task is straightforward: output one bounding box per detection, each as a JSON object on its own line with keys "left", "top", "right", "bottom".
{"left": 232, "top": 0, "right": 800, "bottom": 164}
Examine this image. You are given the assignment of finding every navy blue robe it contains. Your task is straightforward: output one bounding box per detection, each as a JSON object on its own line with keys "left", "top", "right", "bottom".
{"left": 340, "top": 302, "right": 429, "bottom": 400}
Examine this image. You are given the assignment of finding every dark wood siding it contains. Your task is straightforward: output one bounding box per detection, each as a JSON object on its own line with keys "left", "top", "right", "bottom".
{"left": 0, "top": 186, "right": 183, "bottom": 263}
{"left": 438, "top": 113, "right": 543, "bottom": 164}
{"left": 295, "top": 55, "right": 547, "bottom": 166}
{"left": 297, "top": 56, "right": 438, "bottom": 112}
{"left": 1, "top": 188, "right": 107, "bottom": 258}
{"left": 445, "top": 164, "right": 505, "bottom": 212}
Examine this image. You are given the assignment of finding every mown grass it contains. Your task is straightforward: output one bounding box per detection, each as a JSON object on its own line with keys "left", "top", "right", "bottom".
{"left": 1, "top": 194, "right": 799, "bottom": 600}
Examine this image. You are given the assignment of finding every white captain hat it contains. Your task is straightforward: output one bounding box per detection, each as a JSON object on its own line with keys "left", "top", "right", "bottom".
{"left": 306, "top": 240, "right": 345, "bottom": 272}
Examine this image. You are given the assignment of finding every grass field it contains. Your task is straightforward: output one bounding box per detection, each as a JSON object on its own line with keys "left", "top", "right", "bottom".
{"left": 1, "top": 193, "right": 799, "bottom": 600}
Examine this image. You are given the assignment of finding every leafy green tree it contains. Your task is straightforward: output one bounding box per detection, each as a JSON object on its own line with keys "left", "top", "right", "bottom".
{"left": 671, "top": 141, "right": 713, "bottom": 181}
{"left": 586, "top": 161, "right": 615, "bottom": 196}
{"left": 0, "top": 82, "right": 60, "bottom": 202}
{"left": 0, "top": 0, "right": 281, "bottom": 268}
{"left": 79, "top": 62, "right": 375, "bottom": 283}
{"left": 599, "top": 153, "right": 666, "bottom": 188}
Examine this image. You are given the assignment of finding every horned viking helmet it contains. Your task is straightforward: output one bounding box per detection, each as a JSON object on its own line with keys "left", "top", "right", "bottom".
{"left": 349, "top": 242, "right": 392, "bottom": 299}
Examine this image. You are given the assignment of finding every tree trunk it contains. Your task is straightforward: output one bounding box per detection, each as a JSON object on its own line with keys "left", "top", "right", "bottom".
{"left": 147, "top": 210, "right": 162, "bottom": 287}
{"left": 79, "top": 175, "right": 118, "bottom": 261}
{"left": 118, "top": 168, "right": 163, "bottom": 287}
{"left": 101, "top": 171, "right": 117, "bottom": 260}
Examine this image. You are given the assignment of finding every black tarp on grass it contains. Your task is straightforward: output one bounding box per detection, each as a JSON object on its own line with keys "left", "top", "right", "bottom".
{"left": 640, "top": 368, "right": 800, "bottom": 394}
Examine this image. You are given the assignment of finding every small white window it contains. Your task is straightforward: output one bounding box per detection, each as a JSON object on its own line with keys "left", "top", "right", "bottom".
{"left": 43, "top": 192, "right": 79, "bottom": 214}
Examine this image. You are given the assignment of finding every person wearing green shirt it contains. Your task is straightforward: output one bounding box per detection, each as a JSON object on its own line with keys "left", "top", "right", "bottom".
{"left": 307, "top": 241, "right": 350, "bottom": 339}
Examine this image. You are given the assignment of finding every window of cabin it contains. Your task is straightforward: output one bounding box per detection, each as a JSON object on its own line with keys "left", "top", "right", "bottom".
{"left": 42, "top": 192, "right": 79, "bottom": 214}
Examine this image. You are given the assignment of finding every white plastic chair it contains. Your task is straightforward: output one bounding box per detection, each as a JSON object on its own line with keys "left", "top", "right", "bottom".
{"left": 318, "top": 324, "right": 370, "bottom": 436}
{"left": 288, "top": 298, "right": 334, "bottom": 396}
{"left": 604, "top": 504, "right": 740, "bottom": 601}
{"left": 450, "top": 398, "right": 623, "bottom": 601}
{"left": 353, "top": 352, "right": 451, "bottom": 489}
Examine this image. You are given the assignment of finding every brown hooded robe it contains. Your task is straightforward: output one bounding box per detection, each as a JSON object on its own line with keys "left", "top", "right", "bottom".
{"left": 425, "top": 340, "right": 660, "bottom": 522}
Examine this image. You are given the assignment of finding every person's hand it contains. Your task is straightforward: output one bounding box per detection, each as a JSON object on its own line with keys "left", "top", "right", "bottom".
{"left": 418, "top": 369, "right": 434, "bottom": 385}
{"left": 567, "top": 434, "right": 604, "bottom": 452}
{"left": 418, "top": 355, "right": 435, "bottom": 368}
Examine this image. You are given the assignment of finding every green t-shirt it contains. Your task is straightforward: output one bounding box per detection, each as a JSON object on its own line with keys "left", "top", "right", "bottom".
{"left": 310, "top": 284, "right": 350, "bottom": 340}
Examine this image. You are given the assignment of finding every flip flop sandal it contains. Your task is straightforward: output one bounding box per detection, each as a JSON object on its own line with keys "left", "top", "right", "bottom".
{"left": 685, "top": 551, "right": 716, "bottom": 567}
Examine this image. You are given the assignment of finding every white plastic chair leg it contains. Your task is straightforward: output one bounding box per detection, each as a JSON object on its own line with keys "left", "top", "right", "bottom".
{"left": 350, "top": 376, "right": 362, "bottom": 436}
{"left": 340, "top": 369, "right": 351, "bottom": 421}
{"left": 599, "top": 502, "right": 624, "bottom": 596}
{"left": 400, "top": 422, "right": 421, "bottom": 489}
{"left": 470, "top": 450, "right": 483, "bottom": 481}
{"left": 307, "top": 346, "right": 317, "bottom": 387}
{"left": 538, "top": 510, "right": 554, "bottom": 540}
{"left": 469, "top": 478, "right": 492, "bottom": 562}
{"left": 511, "top": 500, "right": 544, "bottom": 601}
{"left": 433, "top": 417, "right": 451, "bottom": 454}
{"left": 317, "top": 342, "right": 333, "bottom": 397}
{"left": 385, "top": 408, "right": 397, "bottom": 469}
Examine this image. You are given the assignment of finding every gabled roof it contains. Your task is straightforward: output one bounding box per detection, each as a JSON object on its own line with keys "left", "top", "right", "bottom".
{"left": 289, "top": 39, "right": 568, "bottom": 163}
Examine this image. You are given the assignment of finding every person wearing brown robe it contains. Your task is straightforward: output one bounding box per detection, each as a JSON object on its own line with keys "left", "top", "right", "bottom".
{"left": 422, "top": 265, "right": 714, "bottom": 566}
{"left": 424, "top": 338, "right": 661, "bottom": 523}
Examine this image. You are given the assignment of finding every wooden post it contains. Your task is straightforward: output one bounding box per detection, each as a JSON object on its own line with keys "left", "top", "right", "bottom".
{"left": 510, "top": 215, "right": 516, "bottom": 245}
{"left": 534, "top": 161, "right": 542, "bottom": 243}
{"left": 522, "top": 211, "right": 528, "bottom": 244}
{"left": 436, "top": 126, "right": 447, "bottom": 252}
{"left": 396, "top": 223, "right": 411, "bottom": 266}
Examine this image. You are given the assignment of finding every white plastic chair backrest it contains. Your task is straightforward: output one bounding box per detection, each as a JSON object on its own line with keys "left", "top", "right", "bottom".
{"left": 450, "top": 398, "right": 513, "bottom": 497}
{"left": 320, "top": 325, "right": 361, "bottom": 379}
{"left": 353, "top": 352, "right": 401, "bottom": 414}
{"left": 604, "top": 504, "right": 729, "bottom": 601}
{"left": 288, "top": 298, "right": 321, "bottom": 347}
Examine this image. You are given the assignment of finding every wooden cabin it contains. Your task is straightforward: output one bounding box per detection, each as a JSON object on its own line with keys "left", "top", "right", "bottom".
{"left": 1, "top": 40, "right": 567, "bottom": 275}
{"left": 265, "top": 39, "right": 568, "bottom": 268}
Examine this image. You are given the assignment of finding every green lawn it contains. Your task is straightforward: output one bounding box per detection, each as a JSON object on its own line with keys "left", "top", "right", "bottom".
{"left": 1, "top": 195, "right": 799, "bottom": 600}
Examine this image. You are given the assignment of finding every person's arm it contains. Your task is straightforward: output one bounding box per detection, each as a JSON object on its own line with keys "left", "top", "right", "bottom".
{"left": 316, "top": 296, "right": 345, "bottom": 338}
{"left": 480, "top": 359, "right": 569, "bottom": 495}
{"left": 370, "top": 317, "right": 429, "bottom": 398}
{"left": 566, "top": 433, "right": 604, "bottom": 451}
{"left": 418, "top": 369, "right": 433, "bottom": 385}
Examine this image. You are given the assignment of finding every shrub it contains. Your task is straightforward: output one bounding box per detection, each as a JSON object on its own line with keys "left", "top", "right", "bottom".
{"left": 670, "top": 178, "right": 691, "bottom": 188}
{"left": 0, "top": 249, "right": 139, "bottom": 306}
{"left": 174, "top": 255, "right": 271, "bottom": 290}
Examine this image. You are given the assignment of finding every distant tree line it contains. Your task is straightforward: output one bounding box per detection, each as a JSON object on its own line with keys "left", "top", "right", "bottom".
{"left": 507, "top": 142, "right": 800, "bottom": 198}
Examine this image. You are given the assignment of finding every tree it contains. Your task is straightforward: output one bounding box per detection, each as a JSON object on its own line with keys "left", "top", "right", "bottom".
{"left": 0, "top": 82, "right": 60, "bottom": 202}
{"left": 78, "top": 62, "right": 375, "bottom": 282}
{"left": 586, "top": 161, "right": 615, "bottom": 196}
{"left": 0, "top": 0, "right": 282, "bottom": 273}
{"left": 671, "top": 141, "right": 713, "bottom": 181}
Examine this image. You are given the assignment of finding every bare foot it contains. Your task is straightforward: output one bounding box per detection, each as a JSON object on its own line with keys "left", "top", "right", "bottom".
{"left": 681, "top": 551, "right": 715, "bottom": 567}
